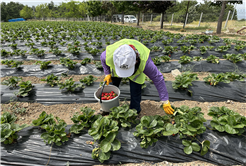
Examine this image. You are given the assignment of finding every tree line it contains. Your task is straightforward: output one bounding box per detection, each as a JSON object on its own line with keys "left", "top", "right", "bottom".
{"left": 1, "top": 0, "right": 243, "bottom": 34}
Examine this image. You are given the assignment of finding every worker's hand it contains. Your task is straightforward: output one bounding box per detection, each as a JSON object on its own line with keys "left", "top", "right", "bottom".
{"left": 104, "top": 74, "right": 112, "bottom": 85}
{"left": 162, "top": 100, "right": 174, "bottom": 115}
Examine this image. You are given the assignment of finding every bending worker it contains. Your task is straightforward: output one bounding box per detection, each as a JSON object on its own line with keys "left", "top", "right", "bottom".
{"left": 100, "top": 39, "right": 174, "bottom": 115}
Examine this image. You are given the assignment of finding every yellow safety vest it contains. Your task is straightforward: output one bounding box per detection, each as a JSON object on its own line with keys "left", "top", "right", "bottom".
{"left": 106, "top": 39, "right": 150, "bottom": 84}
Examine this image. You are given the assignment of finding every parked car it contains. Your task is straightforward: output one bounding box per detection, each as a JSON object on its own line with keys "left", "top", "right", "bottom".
{"left": 112, "top": 14, "right": 122, "bottom": 22}
{"left": 124, "top": 15, "right": 138, "bottom": 23}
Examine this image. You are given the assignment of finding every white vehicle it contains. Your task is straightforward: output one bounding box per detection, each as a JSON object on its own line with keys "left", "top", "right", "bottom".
{"left": 124, "top": 15, "right": 138, "bottom": 23}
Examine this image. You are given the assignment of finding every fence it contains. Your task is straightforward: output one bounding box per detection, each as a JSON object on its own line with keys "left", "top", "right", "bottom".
{"left": 42, "top": 11, "right": 243, "bottom": 30}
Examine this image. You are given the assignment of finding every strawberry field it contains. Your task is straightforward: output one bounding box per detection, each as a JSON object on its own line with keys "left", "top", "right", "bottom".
{"left": 1, "top": 21, "right": 246, "bottom": 166}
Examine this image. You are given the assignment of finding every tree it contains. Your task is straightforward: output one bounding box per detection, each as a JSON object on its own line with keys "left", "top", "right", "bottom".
{"left": 35, "top": 3, "right": 50, "bottom": 21}
{"left": 61, "top": 0, "right": 80, "bottom": 21}
{"left": 210, "top": 0, "right": 242, "bottom": 34}
{"left": 1, "top": 2, "right": 24, "bottom": 22}
{"left": 20, "top": 5, "right": 33, "bottom": 19}
{"left": 134, "top": 0, "right": 176, "bottom": 29}
{"left": 86, "top": 1, "right": 106, "bottom": 22}
{"left": 132, "top": 1, "right": 151, "bottom": 26}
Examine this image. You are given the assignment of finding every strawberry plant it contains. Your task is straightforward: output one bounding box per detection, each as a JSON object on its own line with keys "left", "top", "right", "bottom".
{"left": 1, "top": 112, "right": 28, "bottom": 144}
{"left": 32, "top": 111, "right": 56, "bottom": 127}
{"left": 162, "top": 46, "right": 178, "bottom": 56}
{"left": 89, "top": 48, "right": 100, "bottom": 56}
{"left": 179, "top": 55, "right": 193, "bottom": 64}
{"left": 215, "top": 45, "right": 231, "bottom": 52}
{"left": 16, "top": 81, "right": 33, "bottom": 97}
{"left": 48, "top": 41, "right": 56, "bottom": 49}
{"left": 2, "top": 76, "right": 22, "bottom": 88}
{"left": 172, "top": 72, "right": 198, "bottom": 96}
{"left": 35, "top": 61, "right": 51, "bottom": 70}
{"left": 58, "top": 78, "right": 85, "bottom": 92}
{"left": 1, "top": 112, "right": 17, "bottom": 124}
{"left": 79, "top": 75, "right": 97, "bottom": 86}
{"left": 95, "top": 42, "right": 102, "bottom": 48}
{"left": 208, "top": 106, "right": 246, "bottom": 135}
{"left": 1, "top": 60, "right": 23, "bottom": 68}
{"left": 162, "top": 38, "right": 173, "bottom": 45}
{"left": 60, "top": 57, "right": 77, "bottom": 69}
{"left": 1, "top": 60, "right": 14, "bottom": 67}
{"left": 9, "top": 43, "right": 17, "bottom": 49}
{"left": 30, "top": 48, "right": 45, "bottom": 57}
{"left": 11, "top": 61, "right": 23, "bottom": 69}
{"left": 11, "top": 49, "right": 26, "bottom": 56}
{"left": 199, "top": 46, "right": 208, "bottom": 54}
{"left": 41, "top": 74, "right": 60, "bottom": 87}
{"left": 1, "top": 49, "right": 9, "bottom": 57}
{"left": 177, "top": 39, "right": 186, "bottom": 45}
{"left": 206, "top": 55, "right": 219, "bottom": 64}
{"left": 109, "top": 104, "right": 138, "bottom": 127}
{"left": 234, "top": 45, "right": 246, "bottom": 51}
{"left": 241, "top": 53, "right": 246, "bottom": 60}
{"left": 51, "top": 48, "right": 62, "bottom": 55}
{"left": 89, "top": 116, "right": 121, "bottom": 163}
{"left": 70, "top": 107, "right": 102, "bottom": 134}
{"left": 40, "top": 116, "right": 69, "bottom": 146}
{"left": 166, "top": 105, "right": 210, "bottom": 155}
{"left": 142, "top": 40, "right": 149, "bottom": 45}
{"left": 188, "top": 39, "right": 198, "bottom": 45}
{"left": 160, "top": 55, "right": 171, "bottom": 62}
{"left": 81, "top": 58, "right": 91, "bottom": 65}
{"left": 133, "top": 115, "right": 170, "bottom": 148}
{"left": 223, "top": 38, "right": 232, "bottom": 45}
{"left": 181, "top": 45, "right": 196, "bottom": 54}
{"left": 95, "top": 61, "right": 103, "bottom": 69}
{"left": 25, "top": 42, "right": 35, "bottom": 48}
{"left": 203, "top": 73, "right": 230, "bottom": 86}
{"left": 153, "top": 57, "right": 162, "bottom": 65}
{"left": 193, "top": 56, "right": 203, "bottom": 61}
{"left": 41, "top": 41, "right": 48, "bottom": 46}
{"left": 60, "top": 41, "right": 66, "bottom": 46}
{"left": 67, "top": 45, "right": 80, "bottom": 55}
{"left": 223, "top": 54, "right": 244, "bottom": 63}
{"left": 225, "top": 72, "right": 246, "bottom": 81}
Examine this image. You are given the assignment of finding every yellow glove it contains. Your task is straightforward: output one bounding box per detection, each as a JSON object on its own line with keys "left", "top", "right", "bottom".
{"left": 104, "top": 74, "right": 112, "bottom": 85}
{"left": 162, "top": 100, "right": 174, "bottom": 115}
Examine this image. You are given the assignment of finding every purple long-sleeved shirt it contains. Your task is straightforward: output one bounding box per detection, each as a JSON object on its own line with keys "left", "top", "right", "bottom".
{"left": 100, "top": 51, "right": 169, "bottom": 101}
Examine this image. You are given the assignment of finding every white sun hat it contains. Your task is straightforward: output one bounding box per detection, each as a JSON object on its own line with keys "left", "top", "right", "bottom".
{"left": 113, "top": 44, "right": 136, "bottom": 78}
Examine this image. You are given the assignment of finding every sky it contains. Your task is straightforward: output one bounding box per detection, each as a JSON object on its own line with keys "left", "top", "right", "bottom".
{"left": 1, "top": 0, "right": 246, "bottom": 20}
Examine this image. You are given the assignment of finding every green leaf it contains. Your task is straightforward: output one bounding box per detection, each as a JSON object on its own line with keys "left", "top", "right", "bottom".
{"left": 233, "top": 124, "right": 245, "bottom": 129}
{"left": 163, "top": 130, "right": 173, "bottom": 136}
{"left": 184, "top": 146, "right": 192, "bottom": 154}
{"left": 215, "top": 125, "right": 225, "bottom": 132}
{"left": 100, "top": 140, "right": 111, "bottom": 153}
{"left": 111, "top": 139, "right": 121, "bottom": 151}
{"left": 191, "top": 142, "right": 200, "bottom": 152}
{"left": 225, "top": 124, "right": 238, "bottom": 134}
{"left": 149, "top": 120, "right": 157, "bottom": 128}
{"left": 99, "top": 150, "right": 111, "bottom": 163}
{"left": 182, "top": 140, "right": 191, "bottom": 147}
{"left": 187, "top": 125, "right": 197, "bottom": 132}
{"left": 201, "top": 146, "right": 208, "bottom": 156}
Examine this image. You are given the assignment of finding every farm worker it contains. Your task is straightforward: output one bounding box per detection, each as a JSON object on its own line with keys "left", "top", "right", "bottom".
{"left": 100, "top": 39, "right": 174, "bottom": 115}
